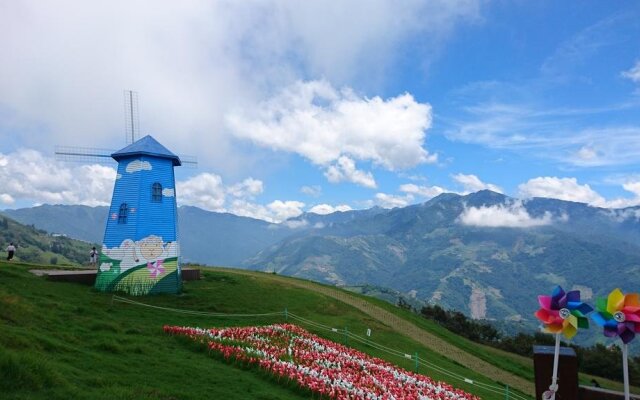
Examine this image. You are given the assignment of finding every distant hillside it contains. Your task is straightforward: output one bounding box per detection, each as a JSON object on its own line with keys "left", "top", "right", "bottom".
{"left": 5, "top": 191, "right": 640, "bottom": 334}
{"left": 178, "top": 206, "right": 294, "bottom": 265}
{"left": 245, "top": 191, "right": 640, "bottom": 333}
{"left": 2, "top": 204, "right": 107, "bottom": 243}
{"left": 0, "top": 215, "right": 97, "bottom": 265}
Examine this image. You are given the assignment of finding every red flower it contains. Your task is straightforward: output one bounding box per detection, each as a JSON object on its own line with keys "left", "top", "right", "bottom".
{"left": 165, "top": 323, "right": 479, "bottom": 400}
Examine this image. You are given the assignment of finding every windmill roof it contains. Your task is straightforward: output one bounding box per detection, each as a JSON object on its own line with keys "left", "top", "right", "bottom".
{"left": 111, "top": 135, "right": 181, "bottom": 166}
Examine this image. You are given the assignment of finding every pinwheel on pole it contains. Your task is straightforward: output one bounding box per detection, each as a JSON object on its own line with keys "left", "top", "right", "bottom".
{"left": 534, "top": 286, "right": 593, "bottom": 400}
{"left": 591, "top": 288, "right": 640, "bottom": 400}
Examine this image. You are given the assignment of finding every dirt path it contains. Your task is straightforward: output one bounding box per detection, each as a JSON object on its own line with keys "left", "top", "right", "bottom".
{"left": 218, "top": 267, "right": 534, "bottom": 396}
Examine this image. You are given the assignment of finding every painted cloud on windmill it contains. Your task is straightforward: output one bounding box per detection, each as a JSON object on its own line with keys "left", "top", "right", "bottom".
{"left": 126, "top": 160, "right": 152, "bottom": 173}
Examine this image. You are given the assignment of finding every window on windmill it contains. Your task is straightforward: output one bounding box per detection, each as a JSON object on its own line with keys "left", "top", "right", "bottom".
{"left": 152, "top": 182, "right": 163, "bottom": 203}
{"left": 118, "top": 203, "right": 128, "bottom": 224}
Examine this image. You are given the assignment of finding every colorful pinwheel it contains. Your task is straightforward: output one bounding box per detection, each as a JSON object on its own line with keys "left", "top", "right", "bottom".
{"left": 591, "top": 288, "right": 640, "bottom": 345}
{"left": 535, "top": 286, "right": 593, "bottom": 339}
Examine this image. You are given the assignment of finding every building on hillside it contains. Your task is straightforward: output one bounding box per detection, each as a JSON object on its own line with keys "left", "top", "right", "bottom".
{"left": 95, "top": 135, "right": 181, "bottom": 295}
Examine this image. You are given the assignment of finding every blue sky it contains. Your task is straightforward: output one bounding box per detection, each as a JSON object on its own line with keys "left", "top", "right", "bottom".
{"left": 1, "top": 1, "right": 640, "bottom": 222}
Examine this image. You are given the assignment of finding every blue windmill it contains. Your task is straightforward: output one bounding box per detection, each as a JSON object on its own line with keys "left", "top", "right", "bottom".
{"left": 56, "top": 91, "right": 196, "bottom": 295}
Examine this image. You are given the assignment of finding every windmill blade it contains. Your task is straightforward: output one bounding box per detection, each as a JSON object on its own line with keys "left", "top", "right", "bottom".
{"left": 124, "top": 90, "right": 140, "bottom": 145}
{"left": 178, "top": 154, "right": 198, "bottom": 168}
{"left": 55, "top": 145, "right": 115, "bottom": 164}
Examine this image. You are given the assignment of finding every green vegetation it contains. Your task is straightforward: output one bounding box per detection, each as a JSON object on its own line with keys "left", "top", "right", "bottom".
{"left": 1, "top": 261, "right": 532, "bottom": 400}
{"left": 0, "top": 216, "right": 96, "bottom": 265}
{"left": 417, "top": 303, "right": 640, "bottom": 387}
{"left": 7, "top": 196, "right": 640, "bottom": 347}
{"left": 350, "top": 290, "right": 639, "bottom": 394}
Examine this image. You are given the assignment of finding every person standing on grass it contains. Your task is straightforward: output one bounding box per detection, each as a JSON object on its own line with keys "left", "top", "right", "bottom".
{"left": 89, "top": 246, "right": 98, "bottom": 267}
{"left": 6, "top": 242, "right": 16, "bottom": 261}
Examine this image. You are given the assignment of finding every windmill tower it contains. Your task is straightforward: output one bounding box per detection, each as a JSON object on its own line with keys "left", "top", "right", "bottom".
{"left": 56, "top": 91, "right": 196, "bottom": 295}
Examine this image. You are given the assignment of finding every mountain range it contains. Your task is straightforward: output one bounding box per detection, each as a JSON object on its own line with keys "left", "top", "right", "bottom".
{"left": 4, "top": 190, "right": 640, "bottom": 333}
{"left": 247, "top": 191, "right": 640, "bottom": 326}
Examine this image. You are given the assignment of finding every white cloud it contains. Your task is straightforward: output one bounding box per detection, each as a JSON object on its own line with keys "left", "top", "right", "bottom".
{"left": 324, "top": 156, "right": 377, "bottom": 188}
{"left": 300, "top": 185, "right": 322, "bottom": 197}
{"left": 228, "top": 80, "right": 435, "bottom": 187}
{"left": 622, "top": 60, "right": 640, "bottom": 84}
{"left": 176, "top": 173, "right": 303, "bottom": 223}
{"left": 564, "top": 128, "right": 640, "bottom": 167}
{"left": 177, "top": 175, "right": 262, "bottom": 211}
{"left": 393, "top": 175, "right": 496, "bottom": 204}
{"left": 374, "top": 193, "right": 413, "bottom": 209}
{"left": 452, "top": 173, "right": 502, "bottom": 194}
{"left": 601, "top": 180, "right": 640, "bottom": 208}
{"left": 0, "top": 149, "right": 302, "bottom": 222}
{"left": 622, "top": 180, "right": 640, "bottom": 197}
{"left": 0, "top": 1, "right": 479, "bottom": 176}
{"left": 518, "top": 176, "right": 640, "bottom": 208}
{"left": 177, "top": 173, "right": 226, "bottom": 210}
{"left": 458, "top": 201, "right": 554, "bottom": 228}
{"left": 309, "top": 204, "right": 353, "bottom": 215}
{"left": 446, "top": 96, "right": 640, "bottom": 168}
{"left": 227, "top": 178, "right": 264, "bottom": 199}
{"left": 125, "top": 160, "right": 152, "bottom": 173}
{"left": 376, "top": 175, "right": 640, "bottom": 212}
{"left": 399, "top": 183, "right": 446, "bottom": 199}
{"left": 576, "top": 145, "right": 598, "bottom": 162}
{"left": 228, "top": 199, "right": 305, "bottom": 223}
{"left": 607, "top": 208, "right": 640, "bottom": 222}
{"left": 266, "top": 200, "right": 306, "bottom": 222}
{"left": 0, "top": 193, "right": 15, "bottom": 205}
{"left": 0, "top": 150, "right": 115, "bottom": 207}
{"left": 518, "top": 177, "right": 604, "bottom": 204}
{"left": 282, "top": 219, "right": 309, "bottom": 229}
{"left": 373, "top": 182, "right": 448, "bottom": 209}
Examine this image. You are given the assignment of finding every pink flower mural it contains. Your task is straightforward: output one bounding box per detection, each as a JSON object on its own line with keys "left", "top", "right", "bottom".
{"left": 147, "top": 259, "right": 165, "bottom": 278}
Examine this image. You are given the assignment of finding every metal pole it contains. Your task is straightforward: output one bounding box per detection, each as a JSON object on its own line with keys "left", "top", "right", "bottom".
{"left": 504, "top": 385, "right": 509, "bottom": 400}
{"left": 344, "top": 326, "right": 348, "bottom": 345}
{"left": 548, "top": 333, "right": 561, "bottom": 400}
{"left": 623, "top": 343, "right": 630, "bottom": 400}
{"left": 284, "top": 307, "right": 288, "bottom": 321}
{"left": 129, "top": 91, "right": 135, "bottom": 143}
{"left": 414, "top": 352, "right": 419, "bottom": 373}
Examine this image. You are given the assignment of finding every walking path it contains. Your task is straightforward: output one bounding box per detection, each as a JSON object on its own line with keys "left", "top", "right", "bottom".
{"left": 217, "top": 267, "right": 534, "bottom": 396}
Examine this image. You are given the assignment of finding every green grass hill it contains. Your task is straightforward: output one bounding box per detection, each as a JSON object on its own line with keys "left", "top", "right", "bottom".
{"left": 2, "top": 260, "right": 638, "bottom": 400}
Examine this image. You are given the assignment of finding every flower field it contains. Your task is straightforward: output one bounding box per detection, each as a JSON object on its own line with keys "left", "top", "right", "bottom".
{"left": 165, "top": 323, "right": 480, "bottom": 400}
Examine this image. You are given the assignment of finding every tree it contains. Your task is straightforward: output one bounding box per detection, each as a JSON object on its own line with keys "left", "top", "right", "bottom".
{"left": 397, "top": 297, "right": 413, "bottom": 311}
{"left": 51, "top": 241, "right": 62, "bottom": 253}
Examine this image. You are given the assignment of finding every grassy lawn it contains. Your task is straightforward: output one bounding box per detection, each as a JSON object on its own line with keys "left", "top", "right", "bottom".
{"left": 1, "top": 261, "right": 534, "bottom": 399}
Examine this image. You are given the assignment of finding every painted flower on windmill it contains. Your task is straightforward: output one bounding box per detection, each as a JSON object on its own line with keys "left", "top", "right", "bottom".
{"left": 591, "top": 288, "right": 640, "bottom": 344}
{"left": 534, "top": 286, "right": 593, "bottom": 339}
{"left": 147, "top": 260, "right": 165, "bottom": 278}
